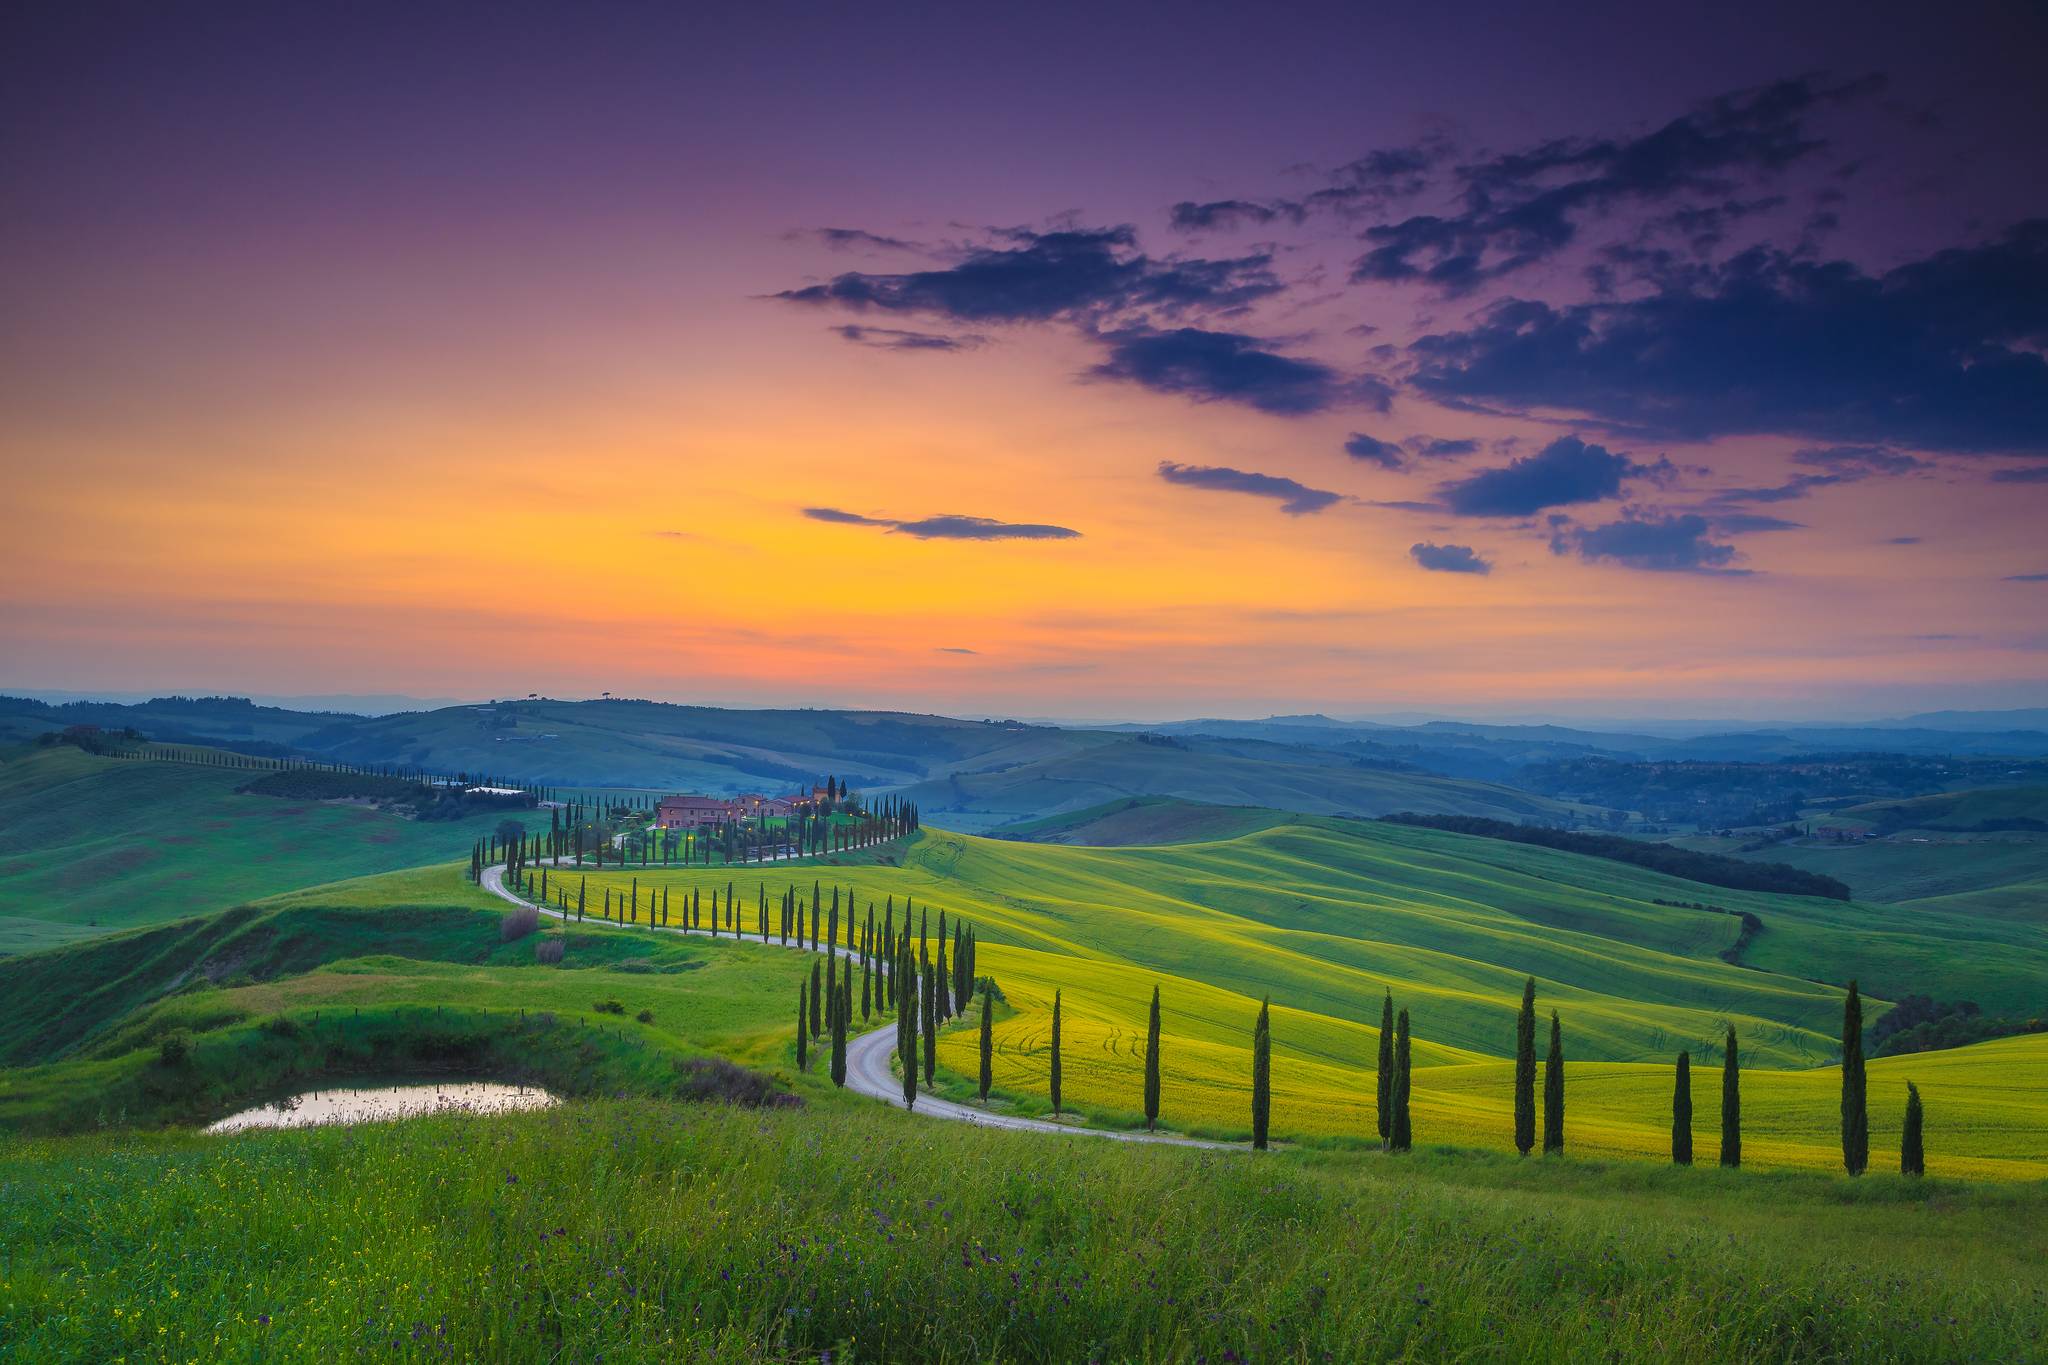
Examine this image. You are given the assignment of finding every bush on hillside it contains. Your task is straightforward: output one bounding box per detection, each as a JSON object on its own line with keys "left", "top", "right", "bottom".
{"left": 535, "top": 938, "right": 565, "bottom": 965}
{"left": 1381, "top": 813, "right": 1853, "bottom": 900}
{"left": 501, "top": 905, "right": 539, "bottom": 942}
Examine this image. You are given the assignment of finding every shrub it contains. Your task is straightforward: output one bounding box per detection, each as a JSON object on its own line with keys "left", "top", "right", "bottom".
{"left": 671, "top": 1056, "right": 800, "bottom": 1107}
{"left": 534, "top": 938, "right": 565, "bottom": 965}
{"left": 595, "top": 1000, "right": 626, "bottom": 1015}
{"left": 156, "top": 1032, "right": 191, "bottom": 1067}
{"left": 501, "top": 905, "right": 540, "bottom": 942}
{"left": 636, "top": 1009, "right": 655, "bottom": 1024}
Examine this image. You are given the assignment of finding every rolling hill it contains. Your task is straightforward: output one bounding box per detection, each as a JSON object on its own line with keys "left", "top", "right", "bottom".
{"left": 553, "top": 818, "right": 2048, "bottom": 1174}
{"left": 0, "top": 746, "right": 552, "bottom": 954}
{"left": 892, "top": 734, "right": 1588, "bottom": 831}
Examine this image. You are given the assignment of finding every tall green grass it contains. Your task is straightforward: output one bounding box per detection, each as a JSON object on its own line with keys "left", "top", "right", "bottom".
{"left": 3, "top": 1100, "right": 2041, "bottom": 1362}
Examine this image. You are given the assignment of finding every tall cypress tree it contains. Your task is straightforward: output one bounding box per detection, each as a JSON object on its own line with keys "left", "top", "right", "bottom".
{"left": 1842, "top": 980, "right": 1868, "bottom": 1175}
{"left": 1720, "top": 1026, "right": 1741, "bottom": 1168}
{"left": 1390, "top": 1008, "right": 1412, "bottom": 1153}
{"left": 1050, "top": 989, "right": 1063, "bottom": 1117}
{"left": 1514, "top": 977, "right": 1537, "bottom": 1156}
{"left": 829, "top": 974, "right": 848, "bottom": 1087}
{"left": 1671, "top": 1051, "right": 1694, "bottom": 1166}
{"left": 935, "top": 936, "right": 952, "bottom": 1020}
{"left": 1143, "top": 985, "right": 1162, "bottom": 1131}
{"left": 1901, "top": 1081, "right": 1925, "bottom": 1177}
{"left": 796, "top": 982, "right": 809, "bottom": 1072}
{"left": 1376, "top": 990, "right": 1394, "bottom": 1144}
{"left": 920, "top": 954, "right": 936, "bottom": 1086}
{"left": 1542, "top": 1009, "right": 1564, "bottom": 1154}
{"left": 977, "top": 985, "right": 993, "bottom": 1102}
{"left": 899, "top": 947, "right": 918, "bottom": 1110}
{"left": 1251, "top": 997, "right": 1272, "bottom": 1151}
{"left": 860, "top": 925, "right": 873, "bottom": 1020}
{"left": 810, "top": 960, "right": 823, "bottom": 1037}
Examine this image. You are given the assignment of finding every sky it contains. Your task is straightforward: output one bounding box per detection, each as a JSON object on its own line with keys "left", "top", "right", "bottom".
{"left": 3, "top": 0, "right": 2046, "bottom": 721}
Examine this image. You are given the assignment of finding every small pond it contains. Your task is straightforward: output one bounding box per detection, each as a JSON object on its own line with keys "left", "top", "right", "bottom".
{"left": 207, "top": 1081, "right": 558, "bottom": 1133}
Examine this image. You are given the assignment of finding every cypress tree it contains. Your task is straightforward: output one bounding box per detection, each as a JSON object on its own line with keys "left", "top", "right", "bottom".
{"left": 899, "top": 947, "right": 918, "bottom": 1110}
{"left": 1050, "top": 989, "right": 1063, "bottom": 1117}
{"left": 1901, "top": 1081, "right": 1924, "bottom": 1176}
{"left": 796, "top": 983, "right": 809, "bottom": 1072}
{"left": 860, "top": 925, "right": 873, "bottom": 1020}
{"left": 1842, "top": 980, "right": 1868, "bottom": 1175}
{"left": 1251, "top": 996, "right": 1271, "bottom": 1151}
{"left": 1542, "top": 1009, "right": 1564, "bottom": 1154}
{"left": 810, "top": 960, "right": 823, "bottom": 1037}
{"left": 1376, "top": 990, "right": 1394, "bottom": 1144}
{"left": 977, "top": 985, "right": 993, "bottom": 1102}
{"left": 1514, "top": 976, "right": 1537, "bottom": 1156}
{"left": 1143, "top": 985, "right": 1162, "bottom": 1131}
{"left": 920, "top": 954, "right": 936, "bottom": 1086}
{"left": 935, "top": 936, "right": 952, "bottom": 1020}
{"left": 1672, "top": 1051, "right": 1694, "bottom": 1165}
{"left": 830, "top": 974, "right": 848, "bottom": 1087}
{"left": 1391, "top": 1008, "right": 1412, "bottom": 1152}
{"left": 1720, "top": 1026, "right": 1741, "bottom": 1168}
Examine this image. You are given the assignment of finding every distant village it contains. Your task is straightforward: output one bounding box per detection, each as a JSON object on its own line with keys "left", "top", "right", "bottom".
{"left": 651, "top": 778, "right": 849, "bottom": 829}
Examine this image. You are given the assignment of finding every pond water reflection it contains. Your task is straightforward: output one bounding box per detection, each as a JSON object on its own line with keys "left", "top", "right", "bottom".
{"left": 206, "top": 1081, "right": 558, "bottom": 1132}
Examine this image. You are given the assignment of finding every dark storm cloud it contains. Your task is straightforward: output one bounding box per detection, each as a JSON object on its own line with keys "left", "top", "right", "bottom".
{"left": 1991, "top": 465, "right": 2048, "bottom": 483}
{"left": 2006, "top": 572, "right": 2048, "bottom": 582}
{"left": 1406, "top": 435, "right": 1479, "bottom": 458}
{"left": 1351, "top": 75, "right": 1878, "bottom": 290}
{"left": 832, "top": 324, "right": 987, "bottom": 352}
{"left": 776, "top": 226, "right": 1281, "bottom": 323}
{"left": 1706, "top": 512, "right": 1804, "bottom": 533}
{"left": 1091, "top": 327, "right": 1372, "bottom": 415}
{"left": 1169, "top": 199, "right": 1294, "bottom": 232}
{"left": 1156, "top": 461, "right": 1343, "bottom": 515}
{"left": 1436, "top": 435, "right": 1667, "bottom": 517}
{"left": 1550, "top": 511, "right": 1747, "bottom": 574}
{"left": 1344, "top": 432, "right": 1406, "bottom": 468}
{"left": 802, "top": 508, "right": 1080, "bottom": 540}
{"left": 1407, "top": 221, "right": 2048, "bottom": 453}
{"left": 1410, "top": 542, "right": 1492, "bottom": 574}
{"left": 805, "top": 227, "right": 922, "bottom": 252}
{"left": 1887, "top": 536, "right": 1924, "bottom": 545}
{"left": 1792, "top": 445, "right": 1930, "bottom": 476}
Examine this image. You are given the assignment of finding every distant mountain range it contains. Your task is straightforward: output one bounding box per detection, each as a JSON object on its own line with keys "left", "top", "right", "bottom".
{"left": 5, "top": 693, "right": 2047, "bottom": 828}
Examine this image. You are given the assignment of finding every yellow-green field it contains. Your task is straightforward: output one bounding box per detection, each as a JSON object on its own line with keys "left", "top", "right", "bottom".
{"left": 561, "top": 822, "right": 2048, "bottom": 1178}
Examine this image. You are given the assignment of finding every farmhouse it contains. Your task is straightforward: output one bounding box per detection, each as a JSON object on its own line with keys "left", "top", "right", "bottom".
{"left": 655, "top": 794, "right": 736, "bottom": 828}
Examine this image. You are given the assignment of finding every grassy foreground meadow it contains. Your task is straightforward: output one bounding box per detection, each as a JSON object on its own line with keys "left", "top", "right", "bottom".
{"left": 5, "top": 1100, "right": 2043, "bottom": 1363}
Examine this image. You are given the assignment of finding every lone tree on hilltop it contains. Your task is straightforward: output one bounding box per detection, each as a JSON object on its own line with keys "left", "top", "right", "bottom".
{"left": 1842, "top": 981, "right": 1869, "bottom": 1176}
{"left": 1251, "top": 997, "right": 1272, "bottom": 1151}
{"left": 1901, "top": 1081, "right": 1925, "bottom": 1176}
{"left": 1672, "top": 1051, "right": 1694, "bottom": 1166}
{"left": 1720, "top": 1026, "right": 1741, "bottom": 1168}
{"left": 1514, "top": 977, "right": 1537, "bottom": 1156}
{"left": 1376, "top": 990, "right": 1394, "bottom": 1144}
{"left": 1542, "top": 1009, "right": 1564, "bottom": 1154}
{"left": 1144, "top": 985, "right": 1162, "bottom": 1132}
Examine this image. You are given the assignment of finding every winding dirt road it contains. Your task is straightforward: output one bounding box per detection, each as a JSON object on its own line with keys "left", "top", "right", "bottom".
{"left": 480, "top": 862, "right": 1231, "bottom": 1150}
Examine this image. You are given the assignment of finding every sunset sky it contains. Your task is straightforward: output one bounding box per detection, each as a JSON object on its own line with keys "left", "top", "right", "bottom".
{"left": 4, "top": 1, "right": 2045, "bottom": 719}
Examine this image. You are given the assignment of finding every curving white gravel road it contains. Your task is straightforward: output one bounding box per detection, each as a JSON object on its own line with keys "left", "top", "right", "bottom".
{"left": 480, "top": 862, "right": 1232, "bottom": 1150}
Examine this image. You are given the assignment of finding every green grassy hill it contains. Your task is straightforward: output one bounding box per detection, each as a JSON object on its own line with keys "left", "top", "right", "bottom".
{"left": 898, "top": 734, "right": 1587, "bottom": 831}
{"left": 1837, "top": 785, "right": 2048, "bottom": 833}
{"left": 558, "top": 819, "right": 2048, "bottom": 1175}
{"left": 0, "top": 747, "right": 550, "bottom": 954}
{"left": 993, "top": 795, "right": 1293, "bottom": 844}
